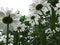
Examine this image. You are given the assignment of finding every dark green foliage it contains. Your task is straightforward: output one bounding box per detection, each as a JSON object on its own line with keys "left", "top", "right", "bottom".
{"left": 50, "top": 7, "right": 56, "bottom": 30}
{"left": 0, "top": 41, "right": 4, "bottom": 45}
{"left": 32, "top": 37, "right": 41, "bottom": 45}
{"left": 13, "top": 31, "right": 20, "bottom": 45}
{"left": 24, "top": 21, "right": 31, "bottom": 26}
{"left": 48, "top": 0, "right": 59, "bottom": 7}
{"left": 11, "top": 26, "right": 30, "bottom": 45}
{"left": 47, "top": 31, "right": 60, "bottom": 45}
{"left": 19, "top": 15, "right": 26, "bottom": 22}
{"left": 31, "top": 22, "right": 47, "bottom": 45}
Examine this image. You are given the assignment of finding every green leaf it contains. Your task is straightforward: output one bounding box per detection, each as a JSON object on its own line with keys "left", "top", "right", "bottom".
{"left": 55, "top": 24, "right": 60, "bottom": 28}
{"left": 24, "top": 21, "right": 30, "bottom": 26}
{"left": 19, "top": 15, "right": 26, "bottom": 22}
{"left": 33, "top": 22, "right": 47, "bottom": 45}
{"left": 0, "top": 42, "right": 4, "bottom": 45}
{"left": 48, "top": 0, "right": 58, "bottom": 7}
{"left": 32, "top": 37, "right": 41, "bottom": 45}
{"left": 50, "top": 7, "right": 56, "bottom": 30}
{"left": 22, "top": 42, "right": 30, "bottom": 45}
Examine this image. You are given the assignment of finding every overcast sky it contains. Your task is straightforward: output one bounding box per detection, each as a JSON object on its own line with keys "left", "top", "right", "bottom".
{"left": 0, "top": 0, "right": 32, "bottom": 15}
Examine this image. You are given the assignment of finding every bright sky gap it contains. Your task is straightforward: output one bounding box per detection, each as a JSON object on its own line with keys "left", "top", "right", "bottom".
{"left": 0, "top": 0, "right": 33, "bottom": 15}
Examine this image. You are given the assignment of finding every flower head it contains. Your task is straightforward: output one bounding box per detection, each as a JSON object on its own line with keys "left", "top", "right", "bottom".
{"left": 29, "top": 0, "right": 50, "bottom": 14}
{"left": 2, "top": 15, "right": 13, "bottom": 24}
{"left": 14, "top": 22, "right": 26, "bottom": 32}
{"left": 25, "top": 14, "right": 40, "bottom": 26}
{"left": 0, "top": 7, "right": 21, "bottom": 34}
{"left": 36, "top": 4, "right": 43, "bottom": 10}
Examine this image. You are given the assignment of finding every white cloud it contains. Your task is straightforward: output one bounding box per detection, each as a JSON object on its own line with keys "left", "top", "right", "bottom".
{"left": 0, "top": 0, "right": 32, "bottom": 15}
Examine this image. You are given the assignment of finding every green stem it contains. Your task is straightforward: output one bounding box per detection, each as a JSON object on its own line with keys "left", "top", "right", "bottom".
{"left": 39, "top": 10, "right": 47, "bottom": 45}
{"left": 40, "top": 9, "right": 46, "bottom": 18}
{"left": 18, "top": 30, "right": 20, "bottom": 45}
{"left": 6, "top": 24, "right": 9, "bottom": 45}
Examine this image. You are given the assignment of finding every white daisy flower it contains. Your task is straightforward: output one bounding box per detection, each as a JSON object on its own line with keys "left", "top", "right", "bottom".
{"left": 14, "top": 22, "right": 26, "bottom": 32}
{"left": 29, "top": 0, "right": 51, "bottom": 14}
{"left": 41, "top": 19, "right": 48, "bottom": 25}
{"left": 0, "top": 7, "right": 21, "bottom": 34}
{"left": 8, "top": 43, "right": 13, "bottom": 45}
{"left": 26, "top": 14, "right": 40, "bottom": 26}
{"left": 56, "top": 27, "right": 60, "bottom": 32}
{"left": 0, "top": 35, "right": 6, "bottom": 43}
{"left": 45, "top": 28, "right": 52, "bottom": 34}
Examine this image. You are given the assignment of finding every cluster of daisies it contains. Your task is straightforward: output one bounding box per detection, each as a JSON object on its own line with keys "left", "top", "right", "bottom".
{"left": 0, "top": 7, "right": 40, "bottom": 44}
{"left": 0, "top": 0, "right": 60, "bottom": 45}
{"left": 29, "top": 0, "right": 60, "bottom": 40}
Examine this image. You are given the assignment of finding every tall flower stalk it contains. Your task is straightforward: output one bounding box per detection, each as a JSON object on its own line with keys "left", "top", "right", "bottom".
{"left": 0, "top": 7, "right": 21, "bottom": 45}
{"left": 2, "top": 15, "right": 13, "bottom": 45}
{"left": 6, "top": 24, "right": 9, "bottom": 45}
